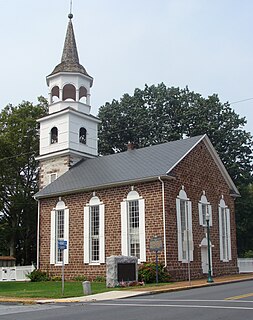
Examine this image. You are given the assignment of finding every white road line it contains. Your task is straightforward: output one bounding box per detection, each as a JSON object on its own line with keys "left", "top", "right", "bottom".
{"left": 126, "top": 299, "right": 253, "bottom": 303}
{"left": 94, "top": 302, "right": 253, "bottom": 311}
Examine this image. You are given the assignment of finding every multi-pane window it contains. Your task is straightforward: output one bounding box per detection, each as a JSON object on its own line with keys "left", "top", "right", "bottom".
{"left": 50, "top": 201, "right": 69, "bottom": 266}
{"left": 121, "top": 190, "right": 146, "bottom": 262}
{"left": 84, "top": 196, "right": 105, "bottom": 264}
{"left": 198, "top": 193, "right": 212, "bottom": 227}
{"left": 219, "top": 197, "right": 231, "bottom": 261}
{"left": 56, "top": 210, "right": 64, "bottom": 263}
{"left": 180, "top": 200, "right": 188, "bottom": 260}
{"left": 176, "top": 187, "right": 193, "bottom": 262}
{"left": 90, "top": 205, "right": 100, "bottom": 262}
{"left": 128, "top": 200, "right": 140, "bottom": 259}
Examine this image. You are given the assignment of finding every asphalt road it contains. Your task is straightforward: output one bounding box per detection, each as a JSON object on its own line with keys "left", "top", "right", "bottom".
{"left": 1, "top": 280, "right": 253, "bottom": 320}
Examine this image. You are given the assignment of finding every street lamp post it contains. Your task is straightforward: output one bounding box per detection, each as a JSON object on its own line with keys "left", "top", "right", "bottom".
{"left": 206, "top": 212, "right": 213, "bottom": 283}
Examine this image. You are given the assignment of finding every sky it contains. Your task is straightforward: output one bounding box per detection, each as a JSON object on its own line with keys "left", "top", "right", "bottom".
{"left": 1, "top": 0, "right": 253, "bottom": 134}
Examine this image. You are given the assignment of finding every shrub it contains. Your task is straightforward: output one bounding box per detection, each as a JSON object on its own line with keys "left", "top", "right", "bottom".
{"left": 138, "top": 262, "right": 170, "bottom": 283}
{"left": 94, "top": 276, "right": 106, "bottom": 283}
{"left": 51, "top": 276, "right": 62, "bottom": 281}
{"left": 26, "top": 269, "right": 50, "bottom": 282}
{"left": 73, "top": 275, "right": 87, "bottom": 282}
{"left": 244, "top": 250, "right": 253, "bottom": 258}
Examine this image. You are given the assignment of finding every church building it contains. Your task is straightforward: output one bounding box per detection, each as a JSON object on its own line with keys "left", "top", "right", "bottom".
{"left": 35, "top": 14, "right": 239, "bottom": 281}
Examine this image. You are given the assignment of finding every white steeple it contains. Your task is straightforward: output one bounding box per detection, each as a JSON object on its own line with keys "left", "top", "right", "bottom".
{"left": 37, "top": 14, "right": 100, "bottom": 189}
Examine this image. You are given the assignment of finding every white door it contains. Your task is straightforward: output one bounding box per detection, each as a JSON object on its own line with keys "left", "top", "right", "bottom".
{"left": 201, "top": 246, "right": 208, "bottom": 274}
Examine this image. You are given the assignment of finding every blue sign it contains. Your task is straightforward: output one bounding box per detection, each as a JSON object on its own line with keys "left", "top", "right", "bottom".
{"left": 58, "top": 240, "right": 67, "bottom": 250}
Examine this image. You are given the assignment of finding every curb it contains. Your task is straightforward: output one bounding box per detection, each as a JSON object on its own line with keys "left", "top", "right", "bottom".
{"left": 0, "top": 276, "right": 252, "bottom": 304}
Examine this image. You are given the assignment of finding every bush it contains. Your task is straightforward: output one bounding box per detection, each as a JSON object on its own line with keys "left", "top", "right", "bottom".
{"left": 26, "top": 269, "right": 50, "bottom": 282}
{"left": 138, "top": 262, "right": 170, "bottom": 283}
{"left": 244, "top": 250, "right": 253, "bottom": 258}
{"left": 73, "top": 275, "right": 87, "bottom": 282}
{"left": 93, "top": 276, "right": 106, "bottom": 283}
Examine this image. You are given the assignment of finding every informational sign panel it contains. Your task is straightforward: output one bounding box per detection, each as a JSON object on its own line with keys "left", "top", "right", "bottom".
{"left": 58, "top": 240, "right": 67, "bottom": 250}
{"left": 150, "top": 236, "right": 163, "bottom": 252}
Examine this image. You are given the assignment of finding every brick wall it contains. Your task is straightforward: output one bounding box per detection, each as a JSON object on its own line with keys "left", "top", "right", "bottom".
{"left": 39, "top": 140, "right": 238, "bottom": 281}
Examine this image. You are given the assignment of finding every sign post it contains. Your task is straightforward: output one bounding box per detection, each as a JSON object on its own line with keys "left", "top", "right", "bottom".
{"left": 150, "top": 236, "right": 163, "bottom": 284}
{"left": 58, "top": 240, "right": 67, "bottom": 296}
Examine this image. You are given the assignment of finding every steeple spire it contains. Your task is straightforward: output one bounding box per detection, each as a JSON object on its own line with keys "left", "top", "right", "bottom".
{"left": 49, "top": 14, "right": 92, "bottom": 78}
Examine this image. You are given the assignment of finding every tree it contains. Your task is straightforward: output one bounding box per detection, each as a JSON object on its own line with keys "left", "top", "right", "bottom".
{"left": 98, "top": 83, "right": 252, "bottom": 185}
{"left": 98, "top": 83, "right": 253, "bottom": 255}
{"left": 0, "top": 97, "right": 48, "bottom": 264}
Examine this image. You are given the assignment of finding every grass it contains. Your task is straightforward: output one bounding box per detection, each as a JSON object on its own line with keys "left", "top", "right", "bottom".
{"left": 0, "top": 281, "right": 171, "bottom": 299}
{"left": 0, "top": 281, "right": 117, "bottom": 299}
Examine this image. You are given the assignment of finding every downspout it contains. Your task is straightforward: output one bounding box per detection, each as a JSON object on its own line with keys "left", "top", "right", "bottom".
{"left": 36, "top": 199, "right": 40, "bottom": 269}
{"left": 158, "top": 177, "right": 167, "bottom": 267}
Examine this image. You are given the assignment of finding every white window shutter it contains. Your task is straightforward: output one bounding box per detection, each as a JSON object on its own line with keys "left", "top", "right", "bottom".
{"left": 218, "top": 206, "right": 223, "bottom": 261}
{"left": 208, "top": 205, "right": 212, "bottom": 227}
{"left": 99, "top": 204, "right": 105, "bottom": 263}
{"left": 176, "top": 198, "right": 182, "bottom": 261}
{"left": 139, "top": 199, "right": 146, "bottom": 262}
{"left": 198, "top": 203, "right": 203, "bottom": 226}
{"left": 227, "top": 208, "right": 232, "bottom": 260}
{"left": 121, "top": 201, "right": 128, "bottom": 256}
{"left": 188, "top": 201, "right": 194, "bottom": 261}
{"left": 50, "top": 211, "right": 56, "bottom": 265}
{"left": 84, "top": 206, "right": 90, "bottom": 263}
{"left": 64, "top": 209, "right": 69, "bottom": 264}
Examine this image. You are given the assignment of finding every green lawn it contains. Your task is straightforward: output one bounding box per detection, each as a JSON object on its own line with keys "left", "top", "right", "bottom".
{"left": 0, "top": 281, "right": 117, "bottom": 299}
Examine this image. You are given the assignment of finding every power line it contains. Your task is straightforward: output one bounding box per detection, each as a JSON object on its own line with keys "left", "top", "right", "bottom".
{"left": 229, "top": 97, "right": 253, "bottom": 105}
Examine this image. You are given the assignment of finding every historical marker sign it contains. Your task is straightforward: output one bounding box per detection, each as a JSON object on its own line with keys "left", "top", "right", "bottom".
{"left": 150, "top": 236, "right": 163, "bottom": 252}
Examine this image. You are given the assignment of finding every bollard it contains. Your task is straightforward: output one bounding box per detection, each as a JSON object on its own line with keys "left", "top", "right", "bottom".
{"left": 82, "top": 281, "right": 92, "bottom": 295}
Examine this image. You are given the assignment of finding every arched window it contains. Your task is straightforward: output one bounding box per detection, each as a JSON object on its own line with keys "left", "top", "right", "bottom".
{"left": 51, "top": 86, "right": 60, "bottom": 103}
{"left": 176, "top": 186, "right": 193, "bottom": 262}
{"left": 51, "top": 127, "right": 58, "bottom": 144}
{"left": 63, "top": 84, "right": 76, "bottom": 101}
{"left": 84, "top": 196, "right": 105, "bottom": 264}
{"left": 79, "top": 127, "right": 87, "bottom": 144}
{"left": 121, "top": 190, "right": 146, "bottom": 261}
{"left": 79, "top": 86, "right": 87, "bottom": 103}
{"left": 198, "top": 191, "right": 212, "bottom": 227}
{"left": 50, "top": 200, "right": 69, "bottom": 265}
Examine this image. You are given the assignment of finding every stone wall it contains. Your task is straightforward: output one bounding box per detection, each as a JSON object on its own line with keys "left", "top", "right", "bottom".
{"left": 38, "top": 140, "right": 238, "bottom": 280}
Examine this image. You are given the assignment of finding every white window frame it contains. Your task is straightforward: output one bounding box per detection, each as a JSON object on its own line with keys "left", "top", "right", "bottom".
{"left": 198, "top": 192, "right": 212, "bottom": 227}
{"left": 49, "top": 173, "right": 57, "bottom": 184}
{"left": 176, "top": 187, "right": 193, "bottom": 263}
{"left": 84, "top": 196, "right": 105, "bottom": 265}
{"left": 121, "top": 190, "right": 146, "bottom": 263}
{"left": 218, "top": 197, "right": 232, "bottom": 262}
{"left": 50, "top": 200, "right": 69, "bottom": 266}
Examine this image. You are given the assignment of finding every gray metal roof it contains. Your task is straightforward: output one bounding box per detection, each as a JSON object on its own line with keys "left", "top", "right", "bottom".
{"left": 36, "top": 135, "right": 207, "bottom": 198}
{"left": 48, "top": 17, "right": 92, "bottom": 78}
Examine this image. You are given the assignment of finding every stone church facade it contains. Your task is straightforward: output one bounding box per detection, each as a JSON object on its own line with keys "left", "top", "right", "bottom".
{"left": 36, "top": 14, "right": 239, "bottom": 281}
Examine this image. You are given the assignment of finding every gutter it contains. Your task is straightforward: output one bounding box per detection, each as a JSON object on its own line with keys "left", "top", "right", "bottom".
{"left": 158, "top": 176, "right": 167, "bottom": 268}
{"left": 36, "top": 200, "right": 40, "bottom": 269}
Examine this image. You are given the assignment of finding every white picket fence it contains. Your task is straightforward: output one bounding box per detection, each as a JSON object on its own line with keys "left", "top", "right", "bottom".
{"left": 237, "top": 258, "right": 253, "bottom": 273}
{"left": 0, "top": 265, "right": 35, "bottom": 281}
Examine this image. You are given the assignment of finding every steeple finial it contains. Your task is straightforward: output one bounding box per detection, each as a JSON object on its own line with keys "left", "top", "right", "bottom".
{"left": 48, "top": 7, "right": 92, "bottom": 79}
{"left": 68, "top": 0, "right": 73, "bottom": 19}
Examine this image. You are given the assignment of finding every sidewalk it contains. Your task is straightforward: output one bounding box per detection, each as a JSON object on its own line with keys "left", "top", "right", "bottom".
{"left": 1, "top": 273, "right": 253, "bottom": 304}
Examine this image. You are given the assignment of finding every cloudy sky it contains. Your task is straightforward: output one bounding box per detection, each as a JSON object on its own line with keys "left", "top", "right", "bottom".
{"left": 1, "top": 0, "right": 253, "bottom": 134}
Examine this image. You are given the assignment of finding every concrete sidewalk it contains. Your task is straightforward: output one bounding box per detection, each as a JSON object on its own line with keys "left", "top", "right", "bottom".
{"left": 1, "top": 273, "right": 253, "bottom": 304}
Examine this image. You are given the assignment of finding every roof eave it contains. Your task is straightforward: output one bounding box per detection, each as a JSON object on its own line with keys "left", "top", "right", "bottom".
{"left": 34, "top": 175, "right": 175, "bottom": 200}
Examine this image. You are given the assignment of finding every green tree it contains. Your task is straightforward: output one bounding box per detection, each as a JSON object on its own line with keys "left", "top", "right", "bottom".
{"left": 98, "top": 83, "right": 252, "bottom": 185}
{"left": 0, "top": 97, "right": 48, "bottom": 264}
{"left": 98, "top": 83, "right": 253, "bottom": 255}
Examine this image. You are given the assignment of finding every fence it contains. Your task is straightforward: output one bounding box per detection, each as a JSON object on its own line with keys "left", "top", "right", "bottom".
{"left": 0, "top": 265, "right": 35, "bottom": 281}
{"left": 237, "top": 258, "right": 253, "bottom": 273}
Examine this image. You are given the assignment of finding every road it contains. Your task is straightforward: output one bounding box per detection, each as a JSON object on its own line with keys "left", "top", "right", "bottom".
{"left": 1, "top": 280, "right": 253, "bottom": 320}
